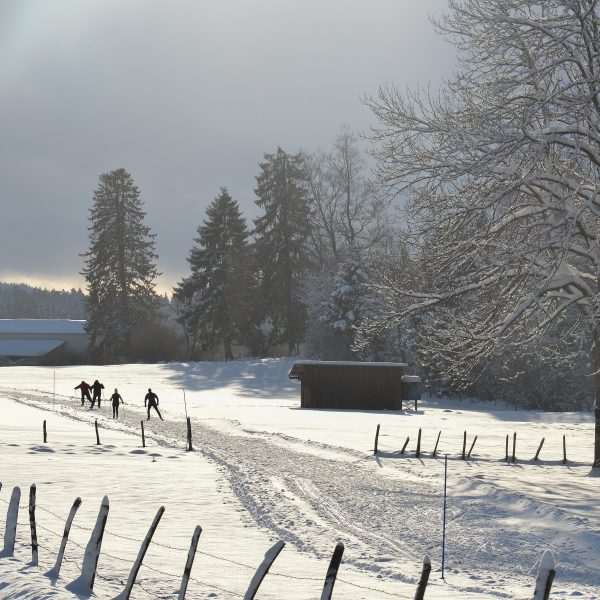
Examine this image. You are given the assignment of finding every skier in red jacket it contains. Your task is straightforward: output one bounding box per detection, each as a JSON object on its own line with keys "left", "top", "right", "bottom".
{"left": 74, "top": 381, "right": 92, "bottom": 406}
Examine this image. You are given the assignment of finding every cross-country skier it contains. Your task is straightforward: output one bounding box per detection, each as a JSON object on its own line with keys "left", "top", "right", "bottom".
{"left": 74, "top": 381, "right": 92, "bottom": 406}
{"left": 91, "top": 379, "right": 105, "bottom": 408}
{"left": 144, "top": 388, "right": 163, "bottom": 421}
{"left": 111, "top": 388, "right": 124, "bottom": 419}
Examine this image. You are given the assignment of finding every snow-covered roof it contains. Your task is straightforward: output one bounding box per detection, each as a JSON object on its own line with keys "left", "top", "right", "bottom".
{"left": 289, "top": 360, "right": 407, "bottom": 379}
{"left": 0, "top": 319, "right": 86, "bottom": 335}
{"left": 0, "top": 339, "right": 65, "bottom": 357}
{"left": 401, "top": 375, "right": 422, "bottom": 383}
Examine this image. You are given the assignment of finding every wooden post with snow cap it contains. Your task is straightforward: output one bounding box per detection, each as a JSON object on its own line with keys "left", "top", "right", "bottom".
{"left": 116, "top": 506, "right": 165, "bottom": 600}
{"left": 43, "top": 420, "right": 47, "bottom": 444}
{"left": 243, "top": 540, "right": 285, "bottom": 600}
{"left": 46, "top": 497, "right": 82, "bottom": 579}
{"left": 433, "top": 431, "right": 441, "bottom": 457}
{"left": 401, "top": 436, "right": 410, "bottom": 455}
{"left": 178, "top": 525, "right": 202, "bottom": 600}
{"left": 416, "top": 428, "right": 422, "bottom": 458}
{"left": 3, "top": 486, "right": 21, "bottom": 556}
{"left": 67, "top": 495, "right": 109, "bottom": 593}
{"left": 373, "top": 424, "right": 380, "bottom": 455}
{"left": 95, "top": 420, "right": 100, "bottom": 445}
{"left": 461, "top": 431, "right": 467, "bottom": 460}
{"left": 321, "top": 542, "right": 344, "bottom": 600}
{"left": 29, "top": 484, "right": 38, "bottom": 565}
{"left": 414, "top": 555, "right": 431, "bottom": 600}
{"left": 532, "top": 550, "right": 555, "bottom": 600}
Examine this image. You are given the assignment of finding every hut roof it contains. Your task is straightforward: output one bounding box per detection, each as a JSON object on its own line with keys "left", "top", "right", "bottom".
{"left": 289, "top": 360, "right": 407, "bottom": 379}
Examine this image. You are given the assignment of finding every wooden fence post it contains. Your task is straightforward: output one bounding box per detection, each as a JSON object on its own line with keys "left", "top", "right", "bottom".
{"left": 29, "top": 484, "right": 38, "bottom": 565}
{"left": 178, "top": 525, "right": 202, "bottom": 600}
{"left": 467, "top": 436, "right": 478, "bottom": 459}
{"left": 243, "top": 540, "right": 285, "bottom": 600}
{"left": 532, "top": 550, "right": 556, "bottom": 600}
{"left": 186, "top": 417, "right": 194, "bottom": 452}
{"left": 43, "top": 420, "right": 47, "bottom": 444}
{"left": 3, "top": 486, "right": 21, "bottom": 556}
{"left": 116, "top": 506, "right": 165, "bottom": 599}
{"left": 95, "top": 420, "right": 100, "bottom": 445}
{"left": 66, "top": 496, "right": 109, "bottom": 593}
{"left": 461, "top": 431, "right": 467, "bottom": 460}
{"left": 416, "top": 428, "right": 422, "bottom": 458}
{"left": 141, "top": 420, "right": 146, "bottom": 448}
{"left": 433, "top": 431, "right": 441, "bottom": 457}
{"left": 321, "top": 542, "right": 345, "bottom": 600}
{"left": 512, "top": 432, "right": 517, "bottom": 462}
{"left": 373, "top": 424, "right": 380, "bottom": 455}
{"left": 562, "top": 435, "right": 567, "bottom": 464}
{"left": 505, "top": 434, "right": 509, "bottom": 462}
{"left": 534, "top": 438, "right": 545, "bottom": 461}
{"left": 414, "top": 555, "right": 431, "bottom": 600}
{"left": 45, "top": 497, "right": 82, "bottom": 579}
{"left": 401, "top": 436, "right": 410, "bottom": 455}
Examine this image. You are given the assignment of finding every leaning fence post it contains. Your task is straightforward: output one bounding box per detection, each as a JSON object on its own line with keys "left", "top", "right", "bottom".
{"left": 534, "top": 437, "right": 545, "bottom": 461}
{"left": 116, "top": 506, "right": 165, "bottom": 599}
{"left": 45, "top": 497, "right": 82, "bottom": 579}
{"left": 433, "top": 431, "right": 441, "bottom": 457}
{"left": 416, "top": 428, "right": 422, "bottom": 458}
{"left": 29, "top": 484, "right": 38, "bottom": 565}
{"left": 414, "top": 555, "right": 431, "bottom": 600}
{"left": 66, "top": 495, "right": 109, "bottom": 593}
{"left": 95, "top": 420, "right": 100, "bottom": 445}
{"left": 3, "top": 486, "right": 21, "bottom": 556}
{"left": 178, "top": 525, "right": 202, "bottom": 600}
{"left": 321, "top": 542, "right": 345, "bottom": 600}
{"left": 186, "top": 416, "right": 194, "bottom": 452}
{"left": 243, "top": 540, "right": 285, "bottom": 600}
{"left": 532, "top": 550, "right": 556, "bottom": 600}
{"left": 461, "top": 431, "right": 467, "bottom": 460}
{"left": 467, "top": 435, "right": 478, "bottom": 459}
{"left": 141, "top": 420, "right": 146, "bottom": 448}
{"left": 401, "top": 436, "right": 410, "bottom": 455}
{"left": 43, "top": 420, "right": 47, "bottom": 444}
{"left": 373, "top": 424, "right": 380, "bottom": 455}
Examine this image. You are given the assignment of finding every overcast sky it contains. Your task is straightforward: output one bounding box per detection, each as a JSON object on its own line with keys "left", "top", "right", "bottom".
{"left": 0, "top": 0, "right": 454, "bottom": 293}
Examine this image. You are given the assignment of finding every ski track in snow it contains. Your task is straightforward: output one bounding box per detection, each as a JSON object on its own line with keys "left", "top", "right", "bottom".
{"left": 2, "top": 386, "right": 600, "bottom": 599}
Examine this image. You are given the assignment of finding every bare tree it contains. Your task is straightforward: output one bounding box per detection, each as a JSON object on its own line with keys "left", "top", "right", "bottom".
{"left": 365, "top": 0, "right": 600, "bottom": 466}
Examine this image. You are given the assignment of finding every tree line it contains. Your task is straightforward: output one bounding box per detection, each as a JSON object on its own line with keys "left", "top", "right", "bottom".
{"left": 81, "top": 130, "right": 406, "bottom": 366}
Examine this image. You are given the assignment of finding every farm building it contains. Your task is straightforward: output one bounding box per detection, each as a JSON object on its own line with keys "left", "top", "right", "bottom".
{"left": 0, "top": 319, "right": 88, "bottom": 364}
{"left": 288, "top": 360, "right": 421, "bottom": 410}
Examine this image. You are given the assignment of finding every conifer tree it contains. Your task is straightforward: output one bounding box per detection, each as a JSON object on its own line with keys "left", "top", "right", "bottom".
{"left": 81, "top": 168, "right": 160, "bottom": 360}
{"left": 253, "top": 148, "right": 311, "bottom": 354}
{"left": 175, "top": 187, "right": 250, "bottom": 360}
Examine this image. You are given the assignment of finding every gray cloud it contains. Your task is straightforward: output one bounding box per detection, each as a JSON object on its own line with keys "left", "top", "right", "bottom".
{"left": 0, "top": 0, "right": 453, "bottom": 292}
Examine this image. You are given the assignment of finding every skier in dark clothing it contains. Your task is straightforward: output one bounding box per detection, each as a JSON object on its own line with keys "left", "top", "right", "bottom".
{"left": 91, "top": 380, "right": 105, "bottom": 408}
{"left": 111, "top": 388, "right": 124, "bottom": 419}
{"left": 144, "top": 388, "right": 163, "bottom": 420}
{"left": 74, "top": 381, "right": 92, "bottom": 406}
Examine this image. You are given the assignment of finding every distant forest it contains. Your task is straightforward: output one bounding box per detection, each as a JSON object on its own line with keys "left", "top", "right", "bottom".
{"left": 0, "top": 283, "right": 86, "bottom": 319}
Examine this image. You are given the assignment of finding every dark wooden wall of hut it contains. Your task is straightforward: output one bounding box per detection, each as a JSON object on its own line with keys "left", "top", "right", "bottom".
{"left": 298, "top": 364, "right": 403, "bottom": 409}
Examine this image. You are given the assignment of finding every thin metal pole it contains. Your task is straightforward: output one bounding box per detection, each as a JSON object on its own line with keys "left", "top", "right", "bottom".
{"left": 441, "top": 454, "right": 448, "bottom": 579}
{"left": 53, "top": 370, "right": 56, "bottom": 411}
{"left": 182, "top": 388, "right": 189, "bottom": 421}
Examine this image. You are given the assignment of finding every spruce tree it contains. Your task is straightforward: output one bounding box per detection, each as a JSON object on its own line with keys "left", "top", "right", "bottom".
{"left": 175, "top": 187, "right": 250, "bottom": 361}
{"left": 253, "top": 148, "right": 311, "bottom": 354}
{"left": 81, "top": 168, "right": 160, "bottom": 361}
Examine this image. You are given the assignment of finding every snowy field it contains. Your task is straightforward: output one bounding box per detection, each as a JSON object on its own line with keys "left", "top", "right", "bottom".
{"left": 1, "top": 358, "right": 599, "bottom": 599}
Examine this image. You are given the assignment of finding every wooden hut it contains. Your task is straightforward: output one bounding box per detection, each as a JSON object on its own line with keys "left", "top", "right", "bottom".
{"left": 288, "top": 360, "right": 408, "bottom": 410}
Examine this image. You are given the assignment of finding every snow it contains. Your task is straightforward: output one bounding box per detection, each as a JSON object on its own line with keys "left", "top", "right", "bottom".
{"left": 0, "top": 319, "right": 86, "bottom": 335}
{"left": 0, "top": 339, "right": 65, "bottom": 358}
{"left": 0, "top": 358, "right": 599, "bottom": 599}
